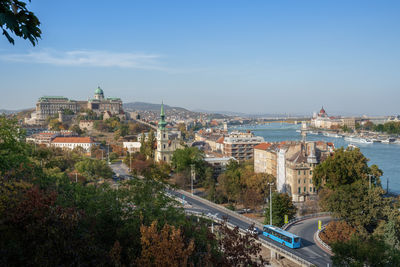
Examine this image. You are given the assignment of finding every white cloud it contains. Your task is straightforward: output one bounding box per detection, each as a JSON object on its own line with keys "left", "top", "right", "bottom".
{"left": 0, "top": 49, "right": 163, "bottom": 69}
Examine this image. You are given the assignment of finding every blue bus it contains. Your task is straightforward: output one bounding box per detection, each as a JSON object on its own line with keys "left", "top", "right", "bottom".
{"left": 263, "top": 225, "right": 301, "bottom": 249}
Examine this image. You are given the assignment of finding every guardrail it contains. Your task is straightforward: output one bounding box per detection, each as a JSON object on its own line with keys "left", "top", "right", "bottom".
{"left": 180, "top": 191, "right": 320, "bottom": 266}
{"left": 282, "top": 212, "right": 331, "bottom": 230}
{"left": 315, "top": 224, "right": 333, "bottom": 254}
{"left": 185, "top": 209, "right": 315, "bottom": 267}
{"left": 178, "top": 190, "right": 264, "bottom": 229}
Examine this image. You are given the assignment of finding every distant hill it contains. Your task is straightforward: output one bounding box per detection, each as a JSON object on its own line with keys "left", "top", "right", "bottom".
{"left": 124, "top": 102, "right": 190, "bottom": 112}
{"left": 0, "top": 108, "right": 33, "bottom": 115}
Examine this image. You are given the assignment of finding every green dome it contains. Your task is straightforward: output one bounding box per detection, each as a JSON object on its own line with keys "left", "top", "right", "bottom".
{"left": 95, "top": 86, "right": 104, "bottom": 95}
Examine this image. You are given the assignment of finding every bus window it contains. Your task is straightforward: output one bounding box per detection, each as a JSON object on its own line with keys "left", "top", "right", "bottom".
{"left": 294, "top": 237, "right": 300, "bottom": 243}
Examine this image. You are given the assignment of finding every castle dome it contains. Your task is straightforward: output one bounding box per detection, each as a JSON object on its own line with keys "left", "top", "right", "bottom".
{"left": 95, "top": 86, "right": 104, "bottom": 95}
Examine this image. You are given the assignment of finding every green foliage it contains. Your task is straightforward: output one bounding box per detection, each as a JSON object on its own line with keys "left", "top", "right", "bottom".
{"left": 69, "top": 124, "right": 83, "bottom": 135}
{"left": 171, "top": 146, "right": 206, "bottom": 182}
{"left": 264, "top": 192, "right": 297, "bottom": 227}
{"left": 373, "top": 121, "right": 400, "bottom": 134}
{"left": 75, "top": 158, "right": 113, "bottom": 180}
{"left": 0, "top": 0, "right": 41, "bottom": 46}
{"left": 0, "top": 116, "right": 30, "bottom": 178}
{"left": 313, "top": 147, "right": 380, "bottom": 190}
{"left": 331, "top": 235, "right": 400, "bottom": 267}
{"left": 320, "top": 181, "right": 390, "bottom": 234}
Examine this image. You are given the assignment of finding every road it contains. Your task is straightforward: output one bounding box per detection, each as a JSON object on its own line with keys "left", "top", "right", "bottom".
{"left": 110, "top": 162, "right": 332, "bottom": 266}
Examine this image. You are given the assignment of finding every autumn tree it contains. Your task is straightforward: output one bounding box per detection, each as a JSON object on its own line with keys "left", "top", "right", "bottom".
{"left": 319, "top": 220, "right": 356, "bottom": 245}
{"left": 217, "top": 221, "right": 266, "bottom": 266}
{"left": 137, "top": 221, "right": 195, "bottom": 267}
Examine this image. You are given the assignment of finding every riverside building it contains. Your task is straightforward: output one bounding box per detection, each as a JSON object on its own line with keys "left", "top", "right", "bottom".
{"left": 254, "top": 140, "right": 334, "bottom": 202}
{"left": 223, "top": 131, "right": 264, "bottom": 161}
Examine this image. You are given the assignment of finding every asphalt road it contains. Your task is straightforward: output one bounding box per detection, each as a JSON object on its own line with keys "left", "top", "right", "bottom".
{"left": 110, "top": 162, "right": 332, "bottom": 267}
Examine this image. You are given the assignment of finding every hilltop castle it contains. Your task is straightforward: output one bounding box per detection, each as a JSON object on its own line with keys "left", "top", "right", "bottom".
{"left": 25, "top": 87, "right": 123, "bottom": 124}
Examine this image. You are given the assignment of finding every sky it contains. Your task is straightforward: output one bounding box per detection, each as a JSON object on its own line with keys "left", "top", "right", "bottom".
{"left": 0, "top": 0, "right": 399, "bottom": 115}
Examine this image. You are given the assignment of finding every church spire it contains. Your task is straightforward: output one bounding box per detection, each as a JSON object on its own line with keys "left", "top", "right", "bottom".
{"left": 158, "top": 101, "right": 167, "bottom": 130}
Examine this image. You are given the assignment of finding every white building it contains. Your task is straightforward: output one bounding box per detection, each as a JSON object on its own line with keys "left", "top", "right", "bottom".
{"left": 51, "top": 137, "right": 96, "bottom": 153}
{"left": 123, "top": 142, "right": 141, "bottom": 153}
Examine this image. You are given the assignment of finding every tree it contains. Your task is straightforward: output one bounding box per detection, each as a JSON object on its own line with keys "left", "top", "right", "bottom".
{"left": 319, "top": 220, "right": 356, "bottom": 245}
{"left": 74, "top": 158, "right": 113, "bottom": 180}
{"left": 136, "top": 221, "right": 195, "bottom": 267}
{"left": 69, "top": 124, "right": 83, "bottom": 135}
{"left": 145, "top": 130, "right": 155, "bottom": 158}
{"left": 312, "top": 147, "right": 379, "bottom": 190}
{"left": 331, "top": 235, "right": 400, "bottom": 267}
{"left": 319, "top": 181, "right": 390, "bottom": 234}
{"left": 171, "top": 147, "right": 206, "bottom": 182}
{"left": 0, "top": 0, "right": 41, "bottom": 45}
{"left": 217, "top": 221, "right": 266, "bottom": 266}
{"left": 0, "top": 116, "right": 30, "bottom": 179}
{"left": 264, "top": 192, "right": 297, "bottom": 227}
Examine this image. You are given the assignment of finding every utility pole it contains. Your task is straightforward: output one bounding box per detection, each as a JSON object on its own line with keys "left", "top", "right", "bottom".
{"left": 387, "top": 178, "right": 389, "bottom": 194}
{"left": 269, "top": 182, "right": 274, "bottom": 225}
{"left": 107, "top": 143, "right": 110, "bottom": 165}
{"left": 75, "top": 172, "right": 78, "bottom": 183}
{"left": 129, "top": 152, "right": 132, "bottom": 172}
{"left": 191, "top": 164, "right": 195, "bottom": 196}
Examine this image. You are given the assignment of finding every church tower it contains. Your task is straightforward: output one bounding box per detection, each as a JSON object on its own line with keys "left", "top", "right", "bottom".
{"left": 156, "top": 102, "right": 170, "bottom": 162}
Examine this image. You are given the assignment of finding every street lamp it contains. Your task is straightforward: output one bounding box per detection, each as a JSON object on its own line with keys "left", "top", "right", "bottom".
{"left": 191, "top": 164, "right": 195, "bottom": 196}
{"left": 268, "top": 182, "right": 274, "bottom": 225}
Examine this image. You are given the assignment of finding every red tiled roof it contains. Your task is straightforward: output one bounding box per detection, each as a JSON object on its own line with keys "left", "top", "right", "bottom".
{"left": 216, "top": 136, "right": 225, "bottom": 144}
{"left": 52, "top": 137, "right": 94, "bottom": 143}
{"left": 254, "top": 142, "right": 271, "bottom": 150}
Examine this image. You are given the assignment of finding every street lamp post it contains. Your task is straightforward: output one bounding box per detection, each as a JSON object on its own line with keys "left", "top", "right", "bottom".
{"left": 129, "top": 152, "right": 132, "bottom": 172}
{"left": 107, "top": 143, "right": 110, "bottom": 165}
{"left": 191, "top": 164, "right": 195, "bottom": 196}
{"left": 268, "top": 182, "right": 274, "bottom": 225}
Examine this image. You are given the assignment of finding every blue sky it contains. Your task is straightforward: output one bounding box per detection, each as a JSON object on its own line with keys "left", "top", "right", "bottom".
{"left": 0, "top": 0, "right": 399, "bottom": 115}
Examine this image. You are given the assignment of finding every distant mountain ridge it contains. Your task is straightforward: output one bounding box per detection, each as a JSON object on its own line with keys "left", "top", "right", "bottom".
{"left": 123, "top": 102, "right": 190, "bottom": 112}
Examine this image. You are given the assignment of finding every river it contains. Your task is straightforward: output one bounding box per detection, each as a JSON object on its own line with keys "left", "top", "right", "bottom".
{"left": 231, "top": 123, "right": 400, "bottom": 194}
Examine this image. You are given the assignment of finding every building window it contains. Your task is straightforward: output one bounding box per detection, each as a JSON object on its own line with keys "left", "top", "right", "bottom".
{"left": 313, "top": 187, "right": 316, "bottom": 192}
{"left": 163, "top": 134, "right": 166, "bottom": 138}
{"left": 304, "top": 170, "right": 306, "bottom": 175}
{"left": 163, "top": 144, "right": 166, "bottom": 149}
{"left": 298, "top": 179, "right": 300, "bottom": 184}
{"left": 310, "top": 187, "right": 312, "bottom": 192}
{"left": 310, "top": 170, "right": 312, "bottom": 175}
{"left": 304, "top": 178, "right": 306, "bottom": 184}
{"left": 310, "top": 179, "right": 312, "bottom": 183}
{"left": 298, "top": 170, "right": 300, "bottom": 175}
{"left": 163, "top": 156, "right": 166, "bottom": 161}
{"left": 298, "top": 187, "right": 301, "bottom": 194}
{"left": 304, "top": 187, "right": 306, "bottom": 192}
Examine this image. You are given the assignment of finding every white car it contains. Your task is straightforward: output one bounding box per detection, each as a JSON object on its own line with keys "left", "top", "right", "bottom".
{"left": 246, "top": 226, "right": 260, "bottom": 235}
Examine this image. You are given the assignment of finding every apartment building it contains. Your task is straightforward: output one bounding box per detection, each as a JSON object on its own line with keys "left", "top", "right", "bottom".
{"left": 223, "top": 131, "right": 264, "bottom": 161}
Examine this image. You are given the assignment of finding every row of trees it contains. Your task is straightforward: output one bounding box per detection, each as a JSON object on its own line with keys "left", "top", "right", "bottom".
{"left": 312, "top": 147, "right": 400, "bottom": 265}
